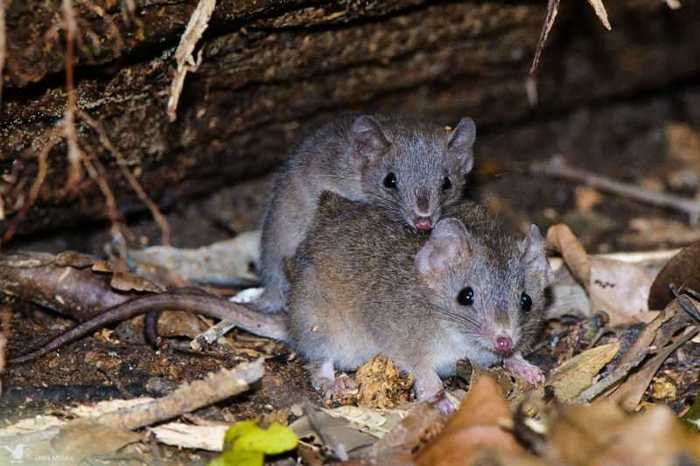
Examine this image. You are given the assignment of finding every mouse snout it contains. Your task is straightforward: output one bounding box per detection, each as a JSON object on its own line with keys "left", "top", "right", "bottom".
{"left": 410, "top": 189, "right": 437, "bottom": 231}
{"left": 414, "top": 217, "right": 433, "bottom": 231}
{"left": 494, "top": 336, "right": 513, "bottom": 356}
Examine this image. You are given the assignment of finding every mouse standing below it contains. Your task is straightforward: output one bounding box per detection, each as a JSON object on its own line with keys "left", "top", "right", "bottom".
{"left": 257, "top": 114, "right": 477, "bottom": 313}
{"left": 288, "top": 193, "right": 552, "bottom": 401}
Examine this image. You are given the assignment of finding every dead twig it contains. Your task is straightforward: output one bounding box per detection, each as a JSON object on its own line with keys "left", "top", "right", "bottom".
{"left": 99, "top": 358, "right": 264, "bottom": 430}
{"left": 79, "top": 109, "right": 172, "bottom": 245}
{"left": 81, "top": 151, "right": 128, "bottom": 242}
{"left": 62, "top": 0, "right": 85, "bottom": 192}
{"left": 0, "top": 360, "right": 264, "bottom": 456}
{"left": 531, "top": 156, "right": 700, "bottom": 224}
{"left": 530, "top": 0, "right": 560, "bottom": 75}
{"left": 167, "top": 0, "right": 216, "bottom": 122}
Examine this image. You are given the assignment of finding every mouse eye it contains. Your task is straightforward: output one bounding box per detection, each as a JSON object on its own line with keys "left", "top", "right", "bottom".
{"left": 457, "top": 287, "right": 474, "bottom": 306}
{"left": 520, "top": 292, "right": 532, "bottom": 312}
{"left": 442, "top": 176, "right": 452, "bottom": 191}
{"left": 383, "top": 172, "right": 397, "bottom": 190}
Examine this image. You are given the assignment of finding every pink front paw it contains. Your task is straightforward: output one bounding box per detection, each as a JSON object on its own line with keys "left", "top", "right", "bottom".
{"left": 504, "top": 354, "right": 544, "bottom": 386}
{"left": 424, "top": 390, "right": 458, "bottom": 415}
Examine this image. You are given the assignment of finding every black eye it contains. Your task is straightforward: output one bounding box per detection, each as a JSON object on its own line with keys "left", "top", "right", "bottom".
{"left": 442, "top": 176, "right": 452, "bottom": 191}
{"left": 383, "top": 172, "right": 397, "bottom": 189}
{"left": 520, "top": 292, "right": 532, "bottom": 312}
{"left": 457, "top": 287, "right": 474, "bottom": 306}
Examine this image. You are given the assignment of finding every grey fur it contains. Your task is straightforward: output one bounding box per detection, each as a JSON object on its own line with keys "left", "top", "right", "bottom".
{"left": 288, "top": 193, "right": 551, "bottom": 400}
{"left": 257, "top": 113, "right": 476, "bottom": 313}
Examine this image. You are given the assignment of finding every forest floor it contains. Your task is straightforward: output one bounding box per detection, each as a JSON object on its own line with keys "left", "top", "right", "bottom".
{"left": 2, "top": 84, "right": 700, "bottom": 465}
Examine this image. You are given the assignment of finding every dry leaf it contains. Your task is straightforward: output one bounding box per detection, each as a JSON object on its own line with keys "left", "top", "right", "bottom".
{"left": 53, "top": 421, "right": 141, "bottom": 459}
{"left": 547, "top": 224, "right": 658, "bottom": 325}
{"left": 546, "top": 224, "right": 590, "bottom": 286}
{"left": 545, "top": 341, "right": 619, "bottom": 402}
{"left": 110, "top": 270, "right": 163, "bottom": 293}
{"left": 648, "top": 241, "right": 700, "bottom": 310}
{"left": 371, "top": 402, "right": 443, "bottom": 456}
{"left": 586, "top": 0, "right": 611, "bottom": 30}
{"left": 610, "top": 325, "right": 699, "bottom": 411}
{"left": 355, "top": 355, "right": 413, "bottom": 409}
{"left": 547, "top": 402, "right": 700, "bottom": 465}
{"left": 323, "top": 406, "right": 405, "bottom": 438}
{"left": 158, "top": 310, "right": 210, "bottom": 338}
{"left": 666, "top": 122, "right": 700, "bottom": 168}
{"left": 575, "top": 187, "right": 602, "bottom": 214}
{"left": 589, "top": 257, "right": 657, "bottom": 325}
{"left": 128, "top": 232, "right": 261, "bottom": 287}
{"left": 290, "top": 406, "right": 376, "bottom": 459}
{"left": 415, "top": 375, "right": 529, "bottom": 466}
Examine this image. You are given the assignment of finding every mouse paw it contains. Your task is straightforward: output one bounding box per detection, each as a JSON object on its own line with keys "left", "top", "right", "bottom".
{"left": 426, "top": 390, "right": 458, "bottom": 415}
{"left": 320, "top": 374, "right": 358, "bottom": 404}
{"left": 504, "top": 353, "right": 544, "bottom": 386}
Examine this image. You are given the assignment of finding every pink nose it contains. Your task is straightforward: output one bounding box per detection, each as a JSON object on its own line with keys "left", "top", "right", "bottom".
{"left": 495, "top": 336, "right": 513, "bottom": 355}
{"left": 415, "top": 217, "right": 433, "bottom": 231}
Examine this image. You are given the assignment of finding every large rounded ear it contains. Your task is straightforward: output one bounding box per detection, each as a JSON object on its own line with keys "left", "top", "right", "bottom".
{"left": 520, "top": 224, "right": 554, "bottom": 285}
{"left": 416, "top": 218, "right": 471, "bottom": 285}
{"left": 350, "top": 115, "right": 390, "bottom": 159}
{"left": 447, "top": 117, "right": 476, "bottom": 174}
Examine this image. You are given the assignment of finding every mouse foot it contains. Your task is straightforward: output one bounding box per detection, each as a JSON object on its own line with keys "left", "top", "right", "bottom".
{"left": 248, "top": 295, "right": 286, "bottom": 314}
{"left": 426, "top": 390, "right": 458, "bottom": 415}
{"left": 315, "top": 374, "right": 357, "bottom": 405}
{"left": 504, "top": 353, "right": 544, "bottom": 386}
{"left": 309, "top": 360, "right": 357, "bottom": 404}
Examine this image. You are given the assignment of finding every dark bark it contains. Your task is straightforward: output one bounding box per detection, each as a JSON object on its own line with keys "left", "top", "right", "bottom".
{"left": 1, "top": 0, "right": 699, "bottom": 237}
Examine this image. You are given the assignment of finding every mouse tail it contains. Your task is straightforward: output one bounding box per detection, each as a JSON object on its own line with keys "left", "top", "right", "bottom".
{"left": 10, "top": 293, "right": 288, "bottom": 365}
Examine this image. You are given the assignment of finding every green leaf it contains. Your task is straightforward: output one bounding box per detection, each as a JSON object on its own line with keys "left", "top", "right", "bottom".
{"left": 209, "top": 420, "right": 298, "bottom": 466}
{"left": 208, "top": 449, "right": 263, "bottom": 466}
{"left": 682, "top": 395, "right": 700, "bottom": 430}
{"left": 223, "top": 421, "right": 260, "bottom": 451}
{"left": 232, "top": 423, "right": 298, "bottom": 455}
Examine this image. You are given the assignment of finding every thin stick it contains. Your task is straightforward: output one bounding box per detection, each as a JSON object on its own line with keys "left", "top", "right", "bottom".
{"left": 98, "top": 358, "right": 264, "bottom": 431}
{"left": 62, "top": 0, "right": 84, "bottom": 191}
{"left": 530, "top": 0, "right": 560, "bottom": 75}
{"left": 167, "top": 0, "right": 216, "bottom": 122}
{"left": 0, "top": 360, "right": 264, "bottom": 450}
{"left": 81, "top": 151, "right": 126, "bottom": 241}
{"left": 531, "top": 156, "right": 700, "bottom": 224}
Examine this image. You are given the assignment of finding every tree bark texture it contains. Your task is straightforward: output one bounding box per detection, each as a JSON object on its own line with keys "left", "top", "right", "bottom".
{"left": 0, "top": 0, "right": 698, "bottom": 236}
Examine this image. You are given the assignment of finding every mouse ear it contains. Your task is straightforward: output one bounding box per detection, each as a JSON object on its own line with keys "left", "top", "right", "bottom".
{"left": 350, "top": 115, "right": 390, "bottom": 159}
{"left": 520, "top": 224, "right": 554, "bottom": 285}
{"left": 416, "top": 218, "right": 471, "bottom": 284}
{"left": 447, "top": 117, "right": 476, "bottom": 174}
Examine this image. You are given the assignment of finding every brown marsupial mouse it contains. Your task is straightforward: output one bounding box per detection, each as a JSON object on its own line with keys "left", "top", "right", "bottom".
{"left": 287, "top": 193, "right": 552, "bottom": 401}
{"left": 256, "top": 113, "right": 477, "bottom": 313}
{"left": 11, "top": 194, "right": 550, "bottom": 405}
